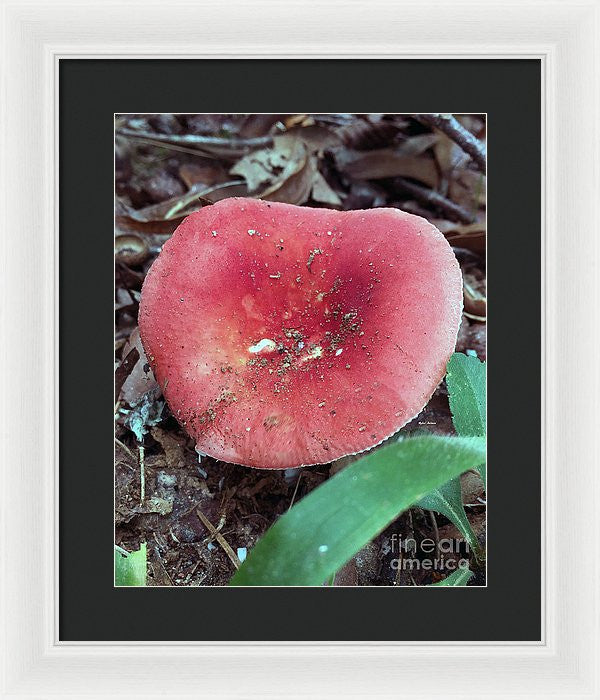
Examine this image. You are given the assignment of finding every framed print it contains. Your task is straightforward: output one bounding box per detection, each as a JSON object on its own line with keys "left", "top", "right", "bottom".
{"left": 62, "top": 59, "right": 539, "bottom": 642}
{"left": 1, "top": 1, "right": 599, "bottom": 698}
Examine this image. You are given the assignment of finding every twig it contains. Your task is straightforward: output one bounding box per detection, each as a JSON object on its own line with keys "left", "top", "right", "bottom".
{"left": 407, "top": 510, "right": 417, "bottom": 586}
{"left": 395, "top": 178, "right": 476, "bottom": 223}
{"left": 115, "top": 437, "right": 136, "bottom": 461}
{"left": 164, "top": 180, "right": 244, "bottom": 219}
{"left": 116, "top": 127, "right": 273, "bottom": 153}
{"left": 196, "top": 509, "right": 241, "bottom": 569}
{"left": 151, "top": 537, "right": 174, "bottom": 586}
{"left": 138, "top": 444, "right": 145, "bottom": 504}
{"left": 463, "top": 311, "right": 486, "bottom": 322}
{"left": 429, "top": 510, "right": 440, "bottom": 558}
{"left": 288, "top": 472, "right": 304, "bottom": 511}
{"left": 417, "top": 114, "right": 486, "bottom": 173}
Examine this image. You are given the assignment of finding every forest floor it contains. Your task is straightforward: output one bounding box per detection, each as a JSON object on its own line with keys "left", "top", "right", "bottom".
{"left": 115, "top": 113, "right": 486, "bottom": 586}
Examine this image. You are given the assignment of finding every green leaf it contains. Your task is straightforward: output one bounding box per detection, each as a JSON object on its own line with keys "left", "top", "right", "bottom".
{"left": 429, "top": 567, "right": 473, "bottom": 586}
{"left": 446, "top": 352, "right": 486, "bottom": 484}
{"left": 416, "top": 477, "right": 482, "bottom": 559}
{"left": 446, "top": 352, "right": 486, "bottom": 435}
{"left": 115, "top": 543, "right": 147, "bottom": 586}
{"left": 230, "top": 435, "right": 485, "bottom": 586}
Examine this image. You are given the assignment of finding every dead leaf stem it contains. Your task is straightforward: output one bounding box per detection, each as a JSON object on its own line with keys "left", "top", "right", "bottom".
{"left": 417, "top": 114, "right": 486, "bottom": 173}
{"left": 117, "top": 127, "right": 273, "bottom": 154}
{"left": 395, "top": 177, "right": 476, "bottom": 224}
{"left": 196, "top": 509, "right": 241, "bottom": 569}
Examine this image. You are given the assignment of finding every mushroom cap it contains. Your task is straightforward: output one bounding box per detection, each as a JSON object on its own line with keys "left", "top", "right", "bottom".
{"left": 139, "top": 197, "right": 462, "bottom": 468}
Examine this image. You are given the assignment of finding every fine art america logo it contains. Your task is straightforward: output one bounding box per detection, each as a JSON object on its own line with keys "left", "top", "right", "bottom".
{"left": 382, "top": 534, "right": 470, "bottom": 571}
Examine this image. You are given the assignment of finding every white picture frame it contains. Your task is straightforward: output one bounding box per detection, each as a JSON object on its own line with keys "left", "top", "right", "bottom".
{"left": 1, "top": 0, "right": 598, "bottom": 697}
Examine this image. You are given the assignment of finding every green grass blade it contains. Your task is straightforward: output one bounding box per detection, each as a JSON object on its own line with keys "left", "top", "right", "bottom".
{"left": 115, "top": 543, "right": 147, "bottom": 586}
{"left": 446, "top": 352, "right": 486, "bottom": 485}
{"left": 230, "top": 435, "right": 485, "bottom": 586}
{"left": 416, "top": 477, "right": 482, "bottom": 559}
{"left": 429, "top": 567, "right": 473, "bottom": 586}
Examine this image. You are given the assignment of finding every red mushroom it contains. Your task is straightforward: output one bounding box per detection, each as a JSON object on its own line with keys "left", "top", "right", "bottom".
{"left": 139, "top": 197, "right": 462, "bottom": 468}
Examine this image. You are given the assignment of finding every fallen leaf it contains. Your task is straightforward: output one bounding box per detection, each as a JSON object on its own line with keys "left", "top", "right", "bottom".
{"left": 285, "top": 124, "right": 342, "bottom": 152}
{"left": 230, "top": 133, "right": 307, "bottom": 193}
{"left": 150, "top": 427, "right": 186, "bottom": 468}
{"left": 178, "top": 161, "right": 227, "bottom": 188}
{"left": 135, "top": 496, "right": 174, "bottom": 516}
{"left": 434, "top": 220, "right": 486, "bottom": 255}
{"left": 239, "top": 114, "right": 285, "bottom": 138}
{"left": 434, "top": 134, "right": 469, "bottom": 175}
{"left": 336, "top": 148, "right": 439, "bottom": 189}
{"left": 397, "top": 133, "right": 439, "bottom": 156}
{"left": 449, "top": 169, "right": 486, "bottom": 212}
{"left": 463, "top": 272, "right": 487, "bottom": 318}
{"left": 336, "top": 116, "right": 407, "bottom": 150}
{"left": 310, "top": 170, "right": 343, "bottom": 206}
{"left": 120, "top": 328, "right": 158, "bottom": 405}
{"left": 115, "top": 346, "right": 139, "bottom": 398}
{"left": 116, "top": 180, "right": 246, "bottom": 224}
{"left": 461, "top": 471, "right": 485, "bottom": 504}
{"left": 261, "top": 151, "right": 317, "bottom": 205}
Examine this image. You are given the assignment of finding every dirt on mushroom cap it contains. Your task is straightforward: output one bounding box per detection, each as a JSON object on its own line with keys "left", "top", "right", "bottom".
{"left": 138, "top": 197, "right": 463, "bottom": 468}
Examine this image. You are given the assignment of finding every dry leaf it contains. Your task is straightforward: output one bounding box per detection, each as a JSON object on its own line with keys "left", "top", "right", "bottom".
{"left": 116, "top": 180, "right": 246, "bottom": 225}
{"left": 261, "top": 151, "right": 317, "bottom": 205}
{"left": 179, "top": 161, "right": 226, "bottom": 188}
{"left": 434, "top": 220, "right": 486, "bottom": 255}
{"left": 230, "top": 134, "right": 303, "bottom": 192}
{"left": 463, "top": 272, "right": 487, "bottom": 318}
{"left": 285, "top": 124, "right": 342, "bottom": 152}
{"left": 336, "top": 148, "right": 439, "bottom": 189}
{"left": 449, "top": 169, "right": 486, "bottom": 211}
{"left": 397, "top": 133, "right": 439, "bottom": 156}
{"left": 150, "top": 427, "right": 187, "bottom": 468}
{"left": 311, "top": 171, "right": 343, "bottom": 206}
{"left": 120, "top": 328, "right": 158, "bottom": 405}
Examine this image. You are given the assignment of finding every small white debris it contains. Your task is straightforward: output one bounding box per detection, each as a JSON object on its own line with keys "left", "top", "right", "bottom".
{"left": 284, "top": 467, "right": 302, "bottom": 483}
{"left": 247, "top": 229, "right": 255, "bottom": 236}
{"left": 269, "top": 272, "right": 281, "bottom": 279}
{"left": 335, "top": 348, "right": 343, "bottom": 356}
{"left": 211, "top": 230, "right": 218, "bottom": 237}
{"left": 246, "top": 427, "right": 251, "bottom": 432}
{"left": 248, "top": 338, "right": 276, "bottom": 354}
{"left": 300, "top": 345, "right": 323, "bottom": 363}
{"left": 237, "top": 547, "right": 247, "bottom": 563}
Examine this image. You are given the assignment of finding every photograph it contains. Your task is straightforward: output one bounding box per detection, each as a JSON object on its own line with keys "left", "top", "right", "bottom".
{"left": 114, "top": 112, "right": 487, "bottom": 587}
